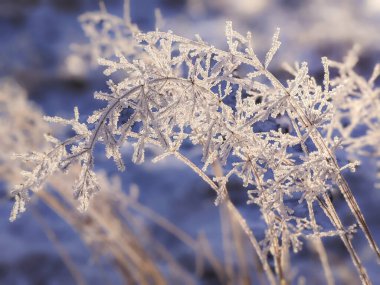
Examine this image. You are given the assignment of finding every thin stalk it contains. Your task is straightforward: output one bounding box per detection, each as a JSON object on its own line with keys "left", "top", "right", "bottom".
{"left": 173, "top": 152, "right": 277, "bottom": 285}
{"left": 317, "top": 194, "right": 371, "bottom": 285}
{"left": 307, "top": 200, "right": 335, "bottom": 285}
{"left": 263, "top": 69, "right": 380, "bottom": 262}
{"left": 31, "top": 208, "right": 87, "bottom": 285}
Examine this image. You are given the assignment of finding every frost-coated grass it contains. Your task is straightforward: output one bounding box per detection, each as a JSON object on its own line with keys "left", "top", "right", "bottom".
{"left": 10, "top": 2, "right": 380, "bottom": 284}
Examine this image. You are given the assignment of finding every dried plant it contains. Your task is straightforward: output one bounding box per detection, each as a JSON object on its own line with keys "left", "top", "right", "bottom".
{"left": 0, "top": 78, "right": 231, "bottom": 284}
{"left": 0, "top": 78, "right": 50, "bottom": 187}
{"left": 8, "top": 2, "right": 380, "bottom": 285}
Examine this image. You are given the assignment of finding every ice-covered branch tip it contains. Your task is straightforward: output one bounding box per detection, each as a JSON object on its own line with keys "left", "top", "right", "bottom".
{"left": 265, "top": 28, "right": 281, "bottom": 69}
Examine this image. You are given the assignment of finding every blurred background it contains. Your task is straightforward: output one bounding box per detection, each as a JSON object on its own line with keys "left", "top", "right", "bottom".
{"left": 0, "top": 0, "right": 379, "bottom": 284}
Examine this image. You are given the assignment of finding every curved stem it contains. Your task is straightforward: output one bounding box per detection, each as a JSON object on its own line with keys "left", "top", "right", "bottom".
{"left": 173, "top": 152, "right": 277, "bottom": 285}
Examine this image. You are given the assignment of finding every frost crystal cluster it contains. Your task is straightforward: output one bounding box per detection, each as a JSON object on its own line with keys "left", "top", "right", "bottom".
{"left": 10, "top": 5, "right": 380, "bottom": 285}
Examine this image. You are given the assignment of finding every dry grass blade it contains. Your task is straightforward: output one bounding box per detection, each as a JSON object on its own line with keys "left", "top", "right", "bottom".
{"left": 307, "top": 201, "right": 335, "bottom": 285}
{"left": 317, "top": 195, "right": 371, "bottom": 285}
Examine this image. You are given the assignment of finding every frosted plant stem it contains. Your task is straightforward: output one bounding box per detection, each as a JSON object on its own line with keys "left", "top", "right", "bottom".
{"left": 229, "top": 208, "right": 252, "bottom": 285}
{"left": 225, "top": 201, "right": 277, "bottom": 285}
{"left": 213, "top": 162, "right": 251, "bottom": 285}
{"left": 157, "top": 31, "right": 380, "bottom": 261}
{"left": 262, "top": 69, "right": 380, "bottom": 261}
{"left": 173, "top": 152, "right": 277, "bottom": 285}
{"left": 244, "top": 156, "right": 288, "bottom": 285}
{"left": 280, "top": 226, "right": 290, "bottom": 285}
{"left": 35, "top": 170, "right": 167, "bottom": 285}
{"left": 307, "top": 201, "right": 335, "bottom": 285}
{"left": 272, "top": 234, "right": 285, "bottom": 284}
{"left": 219, "top": 203, "right": 235, "bottom": 284}
{"left": 125, "top": 197, "right": 225, "bottom": 281}
{"left": 317, "top": 194, "right": 371, "bottom": 285}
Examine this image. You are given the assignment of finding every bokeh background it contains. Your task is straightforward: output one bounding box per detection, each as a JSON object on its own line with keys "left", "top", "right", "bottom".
{"left": 1, "top": 0, "right": 379, "bottom": 284}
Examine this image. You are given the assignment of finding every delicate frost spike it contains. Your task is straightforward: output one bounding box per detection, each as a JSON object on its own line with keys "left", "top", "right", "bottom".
{"left": 195, "top": 34, "right": 203, "bottom": 43}
{"left": 369, "top": 63, "right": 380, "bottom": 86}
{"left": 344, "top": 44, "right": 360, "bottom": 68}
{"left": 214, "top": 186, "right": 227, "bottom": 206}
{"left": 212, "top": 176, "right": 228, "bottom": 206}
{"left": 225, "top": 21, "right": 234, "bottom": 52}
{"left": 154, "top": 8, "right": 164, "bottom": 30}
{"left": 322, "top": 57, "right": 330, "bottom": 94}
{"left": 152, "top": 152, "right": 172, "bottom": 164}
{"left": 265, "top": 28, "right": 281, "bottom": 69}
{"left": 74, "top": 106, "right": 80, "bottom": 121}
{"left": 88, "top": 108, "right": 105, "bottom": 124}
{"left": 43, "top": 133, "right": 60, "bottom": 144}
{"left": 282, "top": 62, "right": 297, "bottom": 76}
{"left": 73, "top": 166, "right": 100, "bottom": 212}
{"left": 340, "top": 161, "right": 360, "bottom": 173}
{"left": 106, "top": 143, "right": 125, "bottom": 171}
{"left": 123, "top": 0, "right": 131, "bottom": 26}
{"left": 132, "top": 138, "right": 145, "bottom": 164}
{"left": 98, "top": 58, "right": 119, "bottom": 76}
{"left": 9, "top": 194, "right": 26, "bottom": 222}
